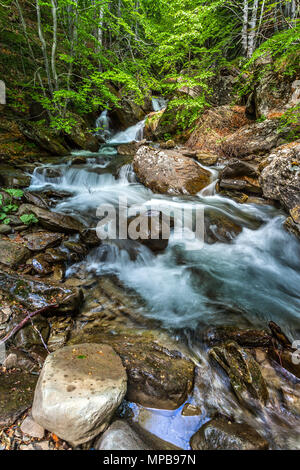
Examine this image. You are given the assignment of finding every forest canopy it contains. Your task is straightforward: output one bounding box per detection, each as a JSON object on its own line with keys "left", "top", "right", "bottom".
{"left": 0, "top": 0, "right": 299, "bottom": 131}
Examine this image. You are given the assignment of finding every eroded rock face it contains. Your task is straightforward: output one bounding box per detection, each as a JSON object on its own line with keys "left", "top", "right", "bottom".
{"left": 95, "top": 420, "right": 151, "bottom": 450}
{"left": 70, "top": 329, "right": 195, "bottom": 410}
{"left": 133, "top": 146, "right": 211, "bottom": 195}
{"left": 32, "top": 343, "right": 127, "bottom": 446}
{"left": 0, "top": 239, "right": 31, "bottom": 269}
{"left": 190, "top": 417, "right": 269, "bottom": 450}
{"left": 18, "top": 204, "right": 85, "bottom": 233}
{"left": 260, "top": 142, "right": 300, "bottom": 212}
{"left": 0, "top": 270, "right": 82, "bottom": 314}
{"left": 209, "top": 341, "right": 269, "bottom": 407}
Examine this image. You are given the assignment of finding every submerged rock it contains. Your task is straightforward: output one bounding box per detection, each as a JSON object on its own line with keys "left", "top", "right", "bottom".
{"left": 18, "top": 204, "right": 85, "bottom": 233}
{"left": 95, "top": 420, "right": 151, "bottom": 450}
{"left": 0, "top": 239, "right": 31, "bottom": 269}
{"left": 133, "top": 146, "right": 210, "bottom": 195}
{"left": 205, "top": 210, "right": 242, "bottom": 243}
{"left": 127, "top": 210, "right": 170, "bottom": 252}
{"left": 190, "top": 417, "right": 269, "bottom": 450}
{"left": 70, "top": 329, "right": 195, "bottom": 410}
{"left": 209, "top": 341, "right": 269, "bottom": 407}
{"left": 32, "top": 343, "right": 127, "bottom": 446}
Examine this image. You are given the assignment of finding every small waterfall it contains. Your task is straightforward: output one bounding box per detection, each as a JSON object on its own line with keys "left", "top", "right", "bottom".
{"left": 152, "top": 96, "right": 168, "bottom": 112}
{"left": 108, "top": 119, "right": 145, "bottom": 144}
{"left": 95, "top": 110, "right": 112, "bottom": 141}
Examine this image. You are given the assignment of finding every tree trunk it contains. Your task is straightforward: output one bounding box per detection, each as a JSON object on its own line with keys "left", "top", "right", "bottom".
{"left": 247, "top": 0, "right": 259, "bottom": 58}
{"left": 36, "top": 0, "right": 54, "bottom": 97}
{"left": 242, "top": 0, "right": 249, "bottom": 57}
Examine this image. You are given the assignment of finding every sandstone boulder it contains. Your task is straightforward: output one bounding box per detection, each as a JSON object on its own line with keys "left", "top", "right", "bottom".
{"left": 133, "top": 146, "right": 211, "bottom": 195}
{"left": 32, "top": 343, "right": 127, "bottom": 446}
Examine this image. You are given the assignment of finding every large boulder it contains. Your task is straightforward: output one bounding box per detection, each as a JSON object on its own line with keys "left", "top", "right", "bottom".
{"left": 219, "top": 119, "right": 289, "bottom": 159}
{"left": 260, "top": 142, "right": 300, "bottom": 212}
{"left": 190, "top": 417, "right": 269, "bottom": 450}
{"left": 186, "top": 106, "right": 250, "bottom": 151}
{"left": 70, "top": 329, "right": 195, "bottom": 410}
{"left": 32, "top": 343, "right": 127, "bottom": 446}
{"left": 95, "top": 420, "right": 151, "bottom": 450}
{"left": 133, "top": 146, "right": 211, "bottom": 195}
{"left": 0, "top": 239, "right": 31, "bottom": 269}
{"left": 18, "top": 204, "right": 85, "bottom": 233}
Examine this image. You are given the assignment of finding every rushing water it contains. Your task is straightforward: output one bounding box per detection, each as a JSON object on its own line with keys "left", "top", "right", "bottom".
{"left": 28, "top": 127, "right": 300, "bottom": 449}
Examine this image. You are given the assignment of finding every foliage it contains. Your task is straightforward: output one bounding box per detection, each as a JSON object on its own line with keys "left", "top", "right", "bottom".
{"left": 19, "top": 213, "right": 39, "bottom": 225}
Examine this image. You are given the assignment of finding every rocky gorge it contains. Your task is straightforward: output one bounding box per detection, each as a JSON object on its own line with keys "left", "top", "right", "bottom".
{"left": 0, "top": 66, "right": 300, "bottom": 452}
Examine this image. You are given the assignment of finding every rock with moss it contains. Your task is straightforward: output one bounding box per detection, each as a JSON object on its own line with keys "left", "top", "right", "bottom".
{"left": 0, "top": 239, "right": 31, "bottom": 269}
{"left": 209, "top": 341, "right": 269, "bottom": 407}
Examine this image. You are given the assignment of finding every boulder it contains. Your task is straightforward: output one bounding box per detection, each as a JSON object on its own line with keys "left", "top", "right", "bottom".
{"left": 0, "top": 370, "right": 37, "bottom": 429}
{"left": 32, "top": 343, "right": 127, "bottom": 446}
{"left": 0, "top": 165, "right": 31, "bottom": 188}
{"left": 69, "top": 329, "right": 195, "bottom": 410}
{"left": 18, "top": 204, "right": 85, "bottom": 233}
{"left": 23, "top": 191, "right": 49, "bottom": 209}
{"left": 219, "top": 119, "right": 289, "bottom": 159}
{"left": 196, "top": 152, "right": 219, "bottom": 166}
{"left": 260, "top": 142, "right": 300, "bottom": 212}
{"left": 219, "top": 159, "right": 262, "bottom": 195}
{"left": 0, "top": 239, "right": 31, "bottom": 269}
{"left": 186, "top": 106, "right": 249, "bottom": 151}
{"left": 133, "top": 146, "right": 211, "bottom": 195}
{"left": 0, "top": 270, "right": 82, "bottom": 314}
{"left": 20, "top": 414, "right": 45, "bottom": 439}
{"left": 190, "top": 417, "right": 269, "bottom": 450}
{"left": 95, "top": 420, "right": 151, "bottom": 450}
{"left": 117, "top": 142, "right": 142, "bottom": 156}
{"left": 209, "top": 341, "right": 269, "bottom": 407}
{"left": 23, "top": 232, "right": 64, "bottom": 252}
{"left": 127, "top": 210, "right": 170, "bottom": 252}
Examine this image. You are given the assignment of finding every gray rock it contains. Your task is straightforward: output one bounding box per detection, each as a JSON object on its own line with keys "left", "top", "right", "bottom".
{"left": 21, "top": 414, "right": 45, "bottom": 439}
{"left": 32, "top": 343, "right": 127, "bottom": 446}
{"left": 0, "top": 224, "right": 12, "bottom": 234}
{"left": 2, "top": 353, "right": 17, "bottom": 369}
{"left": 95, "top": 420, "right": 151, "bottom": 450}
{"left": 23, "top": 232, "right": 64, "bottom": 251}
{"left": 190, "top": 417, "right": 269, "bottom": 450}
{"left": 0, "top": 239, "right": 31, "bottom": 268}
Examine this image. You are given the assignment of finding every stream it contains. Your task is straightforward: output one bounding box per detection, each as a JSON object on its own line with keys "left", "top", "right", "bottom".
{"left": 27, "top": 113, "right": 300, "bottom": 449}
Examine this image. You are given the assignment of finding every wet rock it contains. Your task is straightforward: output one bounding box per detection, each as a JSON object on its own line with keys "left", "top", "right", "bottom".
{"left": 35, "top": 167, "right": 62, "bottom": 179}
{"left": 205, "top": 211, "right": 242, "bottom": 243}
{"left": 21, "top": 414, "right": 45, "bottom": 439}
{"left": 24, "top": 232, "right": 64, "bottom": 252}
{"left": 11, "top": 313, "right": 50, "bottom": 349}
{"left": 187, "top": 106, "right": 249, "bottom": 152}
{"left": 32, "top": 343, "right": 127, "bottom": 446}
{"left": 219, "top": 159, "right": 262, "bottom": 195}
{"left": 160, "top": 139, "right": 175, "bottom": 149}
{"left": 196, "top": 152, "right": 219, "bottom": 166}
{"left": 127, "top": 210, "right": 170, "bottom": 252}
{"left": 133, "top": 146, "right": 211, "bottom": 195}
{"left": 23, "top": 192, "right": 49, "bottom": 209}
{"left": 70, "top": 329, "right": 195, "bottom": 410}
{"left": 220, "top": 119, "right": 289, "bottom": 159}
{"left": 18, "top": 204, "right": 85, "bottom": 233}
{"left": 268, "top": 348, "right": 300, "bottom": 379}
{"left": 47, "top": 316, "right": 73, "bottom": 352}
{"left": 181, "top": 403, "right": 201, "bottom": 416}
{"left": 0, "top": 224, "right": 11, "bottom": 234}
{"left": 209, "top": 341, "right": 269, "bottom": 407}
{"left": 30, "top": 254, "right": 53, "bottom": 276}
{"left": 0, "top": 239, "right": 30, "bottom": 268}
{"left": 0, "top": 270, "right": 82, "bottom": 314}
{"left": 190, "top": 417, "right": 269, "bottom": 450}
{"left": 95, "top": 420, "right": 151, "bottom": 450}
{"left": 0, "top": 370, "right": 37, "bottom": 429}
{"left": 63, "top": 241, "right": 87, "bottom": 257}
{"left": 260, "top": 142, "right": 300, "bottom": 213}
{"left": 0, "top": 165, "right": 31, "bottom": 188}
{"left": 117, "top": 142, "right": 141, "bottom": 156}
{"left": 66, "top": 115, "right": 99, "bottom": 152}
{"left": 204, "top": 326, "right": 272, "bottom": 348}
{"left": 79, "top": 229, "right": 101, "bottom": 247}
